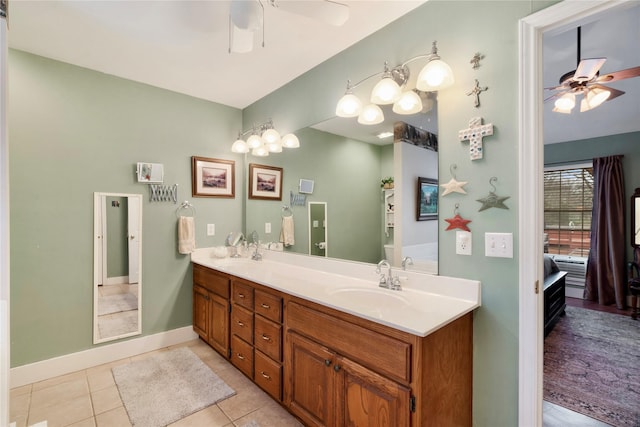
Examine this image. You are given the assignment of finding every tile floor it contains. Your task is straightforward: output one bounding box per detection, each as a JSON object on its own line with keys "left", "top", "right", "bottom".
{"left": 10, "top": 339, "right": 303, "bottom": 427}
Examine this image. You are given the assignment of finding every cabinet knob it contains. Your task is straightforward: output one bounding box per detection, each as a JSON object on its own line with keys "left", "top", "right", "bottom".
{"left": 325, "top": 359, "right": 331, "bottom": 367}
{"left": 237, "top": 321, "right": 244, "bottom": 327}
{"left": 261, "top": 303, "right": 270, "bottom": 309}
{"left": 237, "top": 353, "right": 245, "bottom": 360}
{"left": 260, "top": 371, "right": 271, "bottom": 380}
{"left": 238, "top": 293, "right": 245, "bottom": 299}
{"left": 333, "top": 364, "right": 341, "bottom": 372}
{"left": 261, "top": 334, "right": 270, "bottom": 341}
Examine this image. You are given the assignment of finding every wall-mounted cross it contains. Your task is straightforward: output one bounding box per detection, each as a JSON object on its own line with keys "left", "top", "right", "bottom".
{"left": 466, "top": 79, "right": 488, "bottom": 108}
{"left": 458, "top": 117, "right": 494, "bottom": 160}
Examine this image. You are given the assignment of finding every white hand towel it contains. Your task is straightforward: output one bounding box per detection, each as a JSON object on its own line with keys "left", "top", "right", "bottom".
{"left": 280, "top": 216, "right": 295, "bottom": 247}
{"left": 178, "top": 216, "right": 196, "bottom": 254}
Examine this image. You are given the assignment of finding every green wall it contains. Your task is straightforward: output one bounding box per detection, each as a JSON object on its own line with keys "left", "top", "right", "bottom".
{"left": 106, "top": 196, "right": 128, "bottom": 278}
{"left": 243, "top": 1, "right": 555, "bottom": 425}
{"left": 9, "top": 50, "right": 243, "bottom": 366}
{"left": 545, "top": 131, "right": 640, "bottom": 261}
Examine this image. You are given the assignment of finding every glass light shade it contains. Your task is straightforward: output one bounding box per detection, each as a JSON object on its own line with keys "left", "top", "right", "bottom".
{"left": 281, "top": 133, "right": 300, "bottom": 148}
{"left": 357, "top": 104, "right": 384, "bottom": 125}
{"left": 392, "top": 90, "right": 423, "bottom": 115}
{"left": 247, "top": 134, "right": 263, "bottom": 149}
{"left": 268, "top": 141, "right": 283, "bottom": 153}
{"left": 251, "top": 146, "right": 269, "bottom": 157}
{"left": 335, "top": 93, "right": 362, "bottom": 117}
{"left": 554, "top": 92, "right": 576, "bottom": 112}
{"left": 262, "top": 128, "right": 281, "bottom": 144}
{"left": 416, "top": 59, "right": 455, "bottom": 91}
{"left": 585, "top": 87, "right": 611, "bottom": 109}
{"left": 370, "top": 77, "right": 402, "bottom": 104}
{"left": 231, "top": 139, "right": 249, "bottom": 153}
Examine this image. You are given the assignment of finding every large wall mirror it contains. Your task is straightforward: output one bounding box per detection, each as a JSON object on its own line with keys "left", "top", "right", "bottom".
{"left": 244, "top": 97, "right": 438, "bottom": 274}
{"left": 93, "top": 192, "right": 142, "bottom": 344}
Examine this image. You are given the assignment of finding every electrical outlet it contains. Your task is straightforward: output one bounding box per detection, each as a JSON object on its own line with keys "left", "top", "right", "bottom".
{"left": 485, "top": 232, "right": 513, "bottom": 258}
{"left": 265, "top": 222, "right": 271, "bottom": 234}
{"left": 207, "top": 224, "right": 215, "bottom": 236}
{"left": 456, "top": 231, "right": 472, "bottom": 255}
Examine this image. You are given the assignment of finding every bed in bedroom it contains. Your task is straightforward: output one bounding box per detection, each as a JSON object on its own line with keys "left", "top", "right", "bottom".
{"left": 543, "top": 255, "right": 568, "bottom": 337}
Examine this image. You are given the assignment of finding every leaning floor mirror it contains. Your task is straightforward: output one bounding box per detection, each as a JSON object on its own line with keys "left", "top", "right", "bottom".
{"left": 93, "top": 192, "right": 142, "bottom": 344}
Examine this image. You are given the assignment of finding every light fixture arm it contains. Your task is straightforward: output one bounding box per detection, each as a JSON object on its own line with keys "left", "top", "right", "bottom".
{"left": 237, "top": 119, "right": 275, "bottom": 138}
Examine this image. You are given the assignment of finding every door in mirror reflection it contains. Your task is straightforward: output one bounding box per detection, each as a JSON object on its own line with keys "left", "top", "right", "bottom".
{"left": 93, "top": 192, "right": 142, "bottom": 344}
{"left": 309, "top": 202, "right": 327, "bottom": 257}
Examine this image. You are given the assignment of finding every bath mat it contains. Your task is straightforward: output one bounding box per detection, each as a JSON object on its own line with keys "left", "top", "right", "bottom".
{"left": 112, "top": 347, "right": 235, "bottom": 426}
{"left": 98, "top": 293, "right": 138, "bottom": 315}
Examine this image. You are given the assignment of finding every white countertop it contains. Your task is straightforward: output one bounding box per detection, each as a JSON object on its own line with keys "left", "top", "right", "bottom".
{"left": 191, "top": 248, "right": 481, "bottom": 337}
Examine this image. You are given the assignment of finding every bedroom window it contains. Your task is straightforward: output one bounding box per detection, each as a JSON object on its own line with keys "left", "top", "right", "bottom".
{"left": 544, "top": 164, "right": 593, "bottom": 256}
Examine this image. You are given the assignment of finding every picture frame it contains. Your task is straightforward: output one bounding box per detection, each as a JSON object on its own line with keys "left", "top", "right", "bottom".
{"left": 417, "top": 177, "right": 438, "bottom": 221}
{"left": 249, "top": 163, "right": 283, "bottom": 200}
{"left": 191, "top": 156, "right": 235, "bottom": 198}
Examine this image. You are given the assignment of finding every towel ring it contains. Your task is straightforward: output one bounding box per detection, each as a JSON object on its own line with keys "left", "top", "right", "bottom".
{"left": 176, "top": 201, "right": 196, "bottom": 218}
{"left": 282, "top": 205, "right": 293, "bottom": 218}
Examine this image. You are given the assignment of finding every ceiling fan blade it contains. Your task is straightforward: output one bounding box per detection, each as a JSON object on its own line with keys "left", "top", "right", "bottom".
{"left": 596, "top": 66, "right": 640, "bottom": 83}
{"left": 590, "top": 83, "right": 625, "bottom": 102}
{"left": 270, "top": 0, "right": 349, "bottom": 26}
{"left": 573, "top": 58, "right": 606, "bottom": 82}
{"left": 544, "top": 91, "right": 565, "bottom": 103}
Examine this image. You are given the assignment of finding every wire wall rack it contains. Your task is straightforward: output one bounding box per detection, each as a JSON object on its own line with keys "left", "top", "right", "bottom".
{"left": 290, "top": 190, "right": 306, "bottom": 207}
{"left": 149, "top": 183, "right": 178, "bottom": 203}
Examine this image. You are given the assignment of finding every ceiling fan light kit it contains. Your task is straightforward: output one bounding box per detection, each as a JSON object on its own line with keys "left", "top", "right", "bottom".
{"left": 231, "top": 119, "right": 299, "bottom": 156}
{"left": 336, "top": 41, "right": 454, "bottom": 124}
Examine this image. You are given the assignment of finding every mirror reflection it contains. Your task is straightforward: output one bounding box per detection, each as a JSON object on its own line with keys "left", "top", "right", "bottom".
{"left": 93, "top": 192, "right": 142, "bottom": 344}
{"left": 308, "top": 202, "right": 327, "bottom": 257}
{"left": 244, "top": 101, "right": 438, "bottom": 273}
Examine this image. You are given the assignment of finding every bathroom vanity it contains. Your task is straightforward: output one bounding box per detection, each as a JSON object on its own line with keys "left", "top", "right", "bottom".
{"left": 192, "top": 249, "right": 480, "bottom": 426}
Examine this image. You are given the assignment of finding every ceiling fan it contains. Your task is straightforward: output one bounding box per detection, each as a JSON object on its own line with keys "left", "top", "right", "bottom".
{"left": 545, "top": 26, "right": 640, "bottom": 113}
{"left": 229, "top": 0, "right": 349, "bottom": 53}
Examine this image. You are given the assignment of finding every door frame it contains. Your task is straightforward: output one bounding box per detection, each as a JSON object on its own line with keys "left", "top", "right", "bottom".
{"left": 518, "top": 1, "right": 633, "bottom": 424}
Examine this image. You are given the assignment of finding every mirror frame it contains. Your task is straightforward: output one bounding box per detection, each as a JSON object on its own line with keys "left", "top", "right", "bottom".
{"left": 93, "top": 192, "right": 143, "bottom": 344}
{"left": 632, "top": 188, "right": 640, "bottom": 247}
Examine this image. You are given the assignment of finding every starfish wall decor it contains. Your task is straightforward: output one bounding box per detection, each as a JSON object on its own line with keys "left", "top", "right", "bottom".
{"left": 445, "top": 204, "right": 472, "bottom": 231}
{"left": 477, "top": 177, "right": 510, "bottom": 211}
{"left": 441, "top": 164, "right": 468, "bottom": 196}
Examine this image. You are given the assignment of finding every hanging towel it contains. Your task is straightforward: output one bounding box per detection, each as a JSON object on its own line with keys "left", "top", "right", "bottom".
{"left": 280, "top": 215, "right": 295, "bottom": 247}
{"left": 178, "top": 216, "right": 196, "bottom": 254}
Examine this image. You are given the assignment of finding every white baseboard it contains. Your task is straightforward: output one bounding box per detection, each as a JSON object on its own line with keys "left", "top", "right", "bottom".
{"left": 104, "top": 275, "right": 129, "bottom": 286}
{"left": 10, "top": 326, "right": 198, "bottom": 388}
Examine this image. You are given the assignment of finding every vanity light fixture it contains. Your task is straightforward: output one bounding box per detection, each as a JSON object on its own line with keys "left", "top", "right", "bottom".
{"left": 230, "top": 119, "right": 299, "bottom": 156}
{"left": 336, "top": 41, "right": 454, "bottom": 123}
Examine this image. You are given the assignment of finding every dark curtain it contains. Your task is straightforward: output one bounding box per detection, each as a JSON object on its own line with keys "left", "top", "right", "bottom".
{"left": 584, "top": 155, "right": 626, "bottom": 308}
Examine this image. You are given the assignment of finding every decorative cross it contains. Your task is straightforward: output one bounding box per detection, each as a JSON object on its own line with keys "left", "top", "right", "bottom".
{"left": 458, "top": 117, "right": 494, "bottom": 160}
{"left": 466, "top": 79, "right": 488, "bottom": 108}
{"left": 470, "top": 53, "right": 484, "bottom": 70}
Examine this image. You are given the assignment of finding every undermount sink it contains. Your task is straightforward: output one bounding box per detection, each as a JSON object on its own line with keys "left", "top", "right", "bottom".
{"left": 327, "top": 287, "right": 409, "bottom": 308}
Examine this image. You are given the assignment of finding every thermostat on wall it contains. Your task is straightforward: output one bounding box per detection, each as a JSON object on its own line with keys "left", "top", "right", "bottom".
{"left": 136, "top": 162, "right": 164, "bottom": 183}
{"left": 299, "top": 179, "right": 314, "bottom": 194}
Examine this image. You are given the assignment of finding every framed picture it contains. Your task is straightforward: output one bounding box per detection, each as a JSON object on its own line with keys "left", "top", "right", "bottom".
{"left": 191, "top": 156, "right": 235, "bottom": 198}
{"left": 417, "top": 177, "right": 438, "bottom": 221}
{"left": 249, "top": 163, "right": 283, "bottom": 200}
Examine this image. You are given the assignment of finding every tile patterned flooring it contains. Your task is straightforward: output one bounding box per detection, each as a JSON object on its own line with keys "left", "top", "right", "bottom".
{"left": 10, "top": 339, "right": 303, "bottom": 427}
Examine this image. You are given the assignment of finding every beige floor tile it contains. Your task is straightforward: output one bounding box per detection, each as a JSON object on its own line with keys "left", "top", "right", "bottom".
{"left": 28, "top": 394, "right": 93, "bottom": 427}
{"left": 87, "top": 369, "right": 115, "bottom": 393}
{"left": 129, "top": 347, "right": 168, "bottom": 362}
{"left": 30, "top": 377, "right": 89, "bottom": 410}
{"left": 68, "top": 417, "right": 97, "bottom": 427}
{"left": 86, "top": 358, "right": 131, "bottom": 377}
{"left": 32, "top": 370, "right": 86, "bottom": 392}
{"left": 9, "top": 390, "right": 30, "bottom": 420}
{"left": 217, "top": 382, "right": 272, "bottom": 421}
{"left": 91, "top": 385, "right": 123, "bottom": 415}
{"left": 234, "top": 401, "right": 303, "bottom": 427}
{"left": 168, "top": 404, "right": 232, "bottom": 427}
{"left": 10, "top": 384, "right": 32, "bottom": 397}
{"left": 8, "top": 414, "right": 27, "bottom": 427}
{"left": 95, "top": 406, "right": 132, "bottom": 427}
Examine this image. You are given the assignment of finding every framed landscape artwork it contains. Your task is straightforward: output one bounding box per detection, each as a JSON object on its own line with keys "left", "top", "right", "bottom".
{"left": 191, "top": 156, "right": 235, "bottom": 198}
{"left": 249, "top": 163, "right": 283, "bottom": 200}
{"left": 417, "top": 177, "right": 438, "bottom": 220}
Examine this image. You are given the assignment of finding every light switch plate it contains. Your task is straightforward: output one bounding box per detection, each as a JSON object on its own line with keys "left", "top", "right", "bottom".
{"left": 456, "top": 231, "right": 472, "bottom": 255}
{"left": 485, "top": 232, "right": 513, "bottom": 258}
{"left": 265, "top": 222, "right": 272, "bottom": 234}
{"left": 207, "top": 224, "right": 215, "bottom": 236}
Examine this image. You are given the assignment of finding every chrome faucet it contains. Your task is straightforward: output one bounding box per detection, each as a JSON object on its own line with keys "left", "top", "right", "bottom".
{"left": 251, "top": 242, "right": 262, "bottom": 261}
{"left": 376, "top": 259, "right": 401, "bottom": 291}
{"left": 401, "top": 256, "right": 414, "bottom": 270}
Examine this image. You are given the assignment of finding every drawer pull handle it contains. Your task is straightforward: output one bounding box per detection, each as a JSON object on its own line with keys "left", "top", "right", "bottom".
{"left": 333, "top": 365, "right": 341, "bottom": 372}
{"left": 238, "top": 293, "right": 245, "bottom": 299}
{"left": 237, "top": 321, "right": 245, "bottom": 327}
{"left": 260, "top": 371, "right": 271, "bottom": 380}
{"left": 261, "top": 334, "right": 270, "bottom": 341}
{"left": 261, "top": 303, "right": 270, "bottom": 309}
{"left": 324, "top": 359, "right": 331, "bottom": 367}
{"left": 237, "top": 353, "right": 245, "bottom": 360}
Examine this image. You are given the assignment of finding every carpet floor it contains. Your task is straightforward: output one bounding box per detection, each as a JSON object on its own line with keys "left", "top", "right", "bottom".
{"left": 544, "top": 305, "right": 640, "bottom": 427}
{"left": 112, "top": 347, "right": 236, "bottom": 426}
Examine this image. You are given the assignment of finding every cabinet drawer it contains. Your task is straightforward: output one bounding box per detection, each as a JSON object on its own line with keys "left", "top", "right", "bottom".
{"left": 287, "top": 301, "right": 411, "bottom": 384}
{"left": 193, "top": 264, "right": 229, "bottom": 298}
{"left": 231, "top": 304, "right": 253, "bottom": 344}
{"left": 255, "top": 290, "right": 282, "bottom": 323}
{"left": 255, "top": 315, "right": 282, "bottom": 361}
{"left": 231, "top": 335, "right": 254, "bottom": 378}
{"left": 232, "top": 280, "right": 254, "bottom": 310}
{"left": 255, "top": 350, "right": 282, "bottom": 401}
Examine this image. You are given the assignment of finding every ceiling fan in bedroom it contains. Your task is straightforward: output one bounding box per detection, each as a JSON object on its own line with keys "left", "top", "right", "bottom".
{"left": 545, "top": 26, "right": 640, "bottom": 114}
{"left": 229, "top": 0, "right": 349, "bottom": 53}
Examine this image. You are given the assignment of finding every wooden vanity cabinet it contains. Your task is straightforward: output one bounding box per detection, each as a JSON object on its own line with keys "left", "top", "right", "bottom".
{"left": 192, "top": 264, "right": 230, "bottom": 357}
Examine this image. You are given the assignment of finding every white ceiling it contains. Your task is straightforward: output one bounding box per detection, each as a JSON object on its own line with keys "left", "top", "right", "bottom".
{"left": 8, "top": 0, "right": 426, "bottom": 109}
{"left": 7, "top": 1, "right": 640, "bottom": 145}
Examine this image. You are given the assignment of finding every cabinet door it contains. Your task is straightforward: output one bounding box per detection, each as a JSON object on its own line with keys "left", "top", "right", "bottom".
{"left": 209, "top": 293, "right": 230, "bottom": 357}
{"left": 193, "top": 285, "right": 209, "bottom": 339}
{"left": 288, "top": 333, "right": 336, "bottom": 427}
{"left": 337, "top": 355, "right": 411, "bottom": 427}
